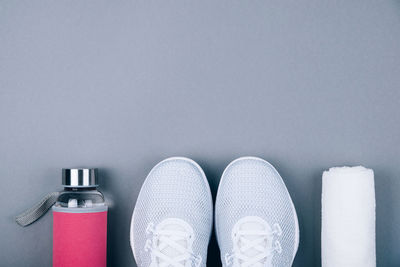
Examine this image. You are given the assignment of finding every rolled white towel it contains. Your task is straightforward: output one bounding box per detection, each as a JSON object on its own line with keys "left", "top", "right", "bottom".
{"left": 321, "top": 166, "right": 376, "bottom": 267}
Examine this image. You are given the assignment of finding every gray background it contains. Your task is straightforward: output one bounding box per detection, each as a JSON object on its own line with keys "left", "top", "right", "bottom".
{"left": 1, "top": 1, "right": 400, "bottom": 266}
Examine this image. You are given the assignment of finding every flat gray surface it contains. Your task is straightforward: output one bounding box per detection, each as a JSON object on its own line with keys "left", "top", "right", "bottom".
{"left": 1, "top": 1, "right": 400, "bottom": 266}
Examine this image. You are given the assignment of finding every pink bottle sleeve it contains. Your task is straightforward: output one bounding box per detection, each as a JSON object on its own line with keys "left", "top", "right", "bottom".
{"left": 53, "top": 209, "right": 107, "bottom": 267}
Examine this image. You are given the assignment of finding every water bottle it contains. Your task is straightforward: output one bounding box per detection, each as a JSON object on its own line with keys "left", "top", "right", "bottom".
{"left": 53, "top": 168, "right": 107, "bottom": 267}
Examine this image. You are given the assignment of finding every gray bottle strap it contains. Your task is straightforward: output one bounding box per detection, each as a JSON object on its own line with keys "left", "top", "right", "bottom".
{"left": 15, "top": 191, "right": 60, "bottom": 227}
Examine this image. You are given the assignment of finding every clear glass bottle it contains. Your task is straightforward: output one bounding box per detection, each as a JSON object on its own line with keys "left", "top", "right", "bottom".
{"left": 53, "top": 168, "right": 107, "bottom": 267}
{"left": 55, "top": 186, "right": 105, "bottom": 209}
{"left": 54, "top": 168, "right": 106, "bottom": 210}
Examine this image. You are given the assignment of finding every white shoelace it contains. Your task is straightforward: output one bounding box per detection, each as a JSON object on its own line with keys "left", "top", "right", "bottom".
{"left": 145, "top": 219, "right": 202, "bottom": 267}
{"left": 225, "top": 217, "right": 282, "bottom": 267}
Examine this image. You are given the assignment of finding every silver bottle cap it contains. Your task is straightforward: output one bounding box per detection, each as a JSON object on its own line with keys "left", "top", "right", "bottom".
{"left": 62, "top": 168, "right": 98, "bottom": 187}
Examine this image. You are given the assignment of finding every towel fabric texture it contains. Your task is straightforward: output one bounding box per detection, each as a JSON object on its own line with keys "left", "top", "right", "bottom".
{"left": 321, "top": 166, "right": 376, "bottom": 267}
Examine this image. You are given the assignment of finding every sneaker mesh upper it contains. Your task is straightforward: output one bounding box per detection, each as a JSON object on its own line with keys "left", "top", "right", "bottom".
{"left": 215, "top": 157, "right": 299, "bottom": 267}
{"left": 131, "top": 157, "right": 213, "bottom": 267}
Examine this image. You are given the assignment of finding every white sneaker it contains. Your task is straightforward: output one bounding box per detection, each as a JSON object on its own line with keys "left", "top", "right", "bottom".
{"left": 130, "top": 157, "right": 213, "bottom": 267}
{"left": 215, "top": 157, "right": 299, "bottom": 267}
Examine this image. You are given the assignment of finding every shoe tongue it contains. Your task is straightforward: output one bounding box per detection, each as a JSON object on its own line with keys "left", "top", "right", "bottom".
{"left": 159, "top": 224, "right": 188, "bottom": 260}
{"left": 239, "top": 222, "right": 267, "bottom": 267}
